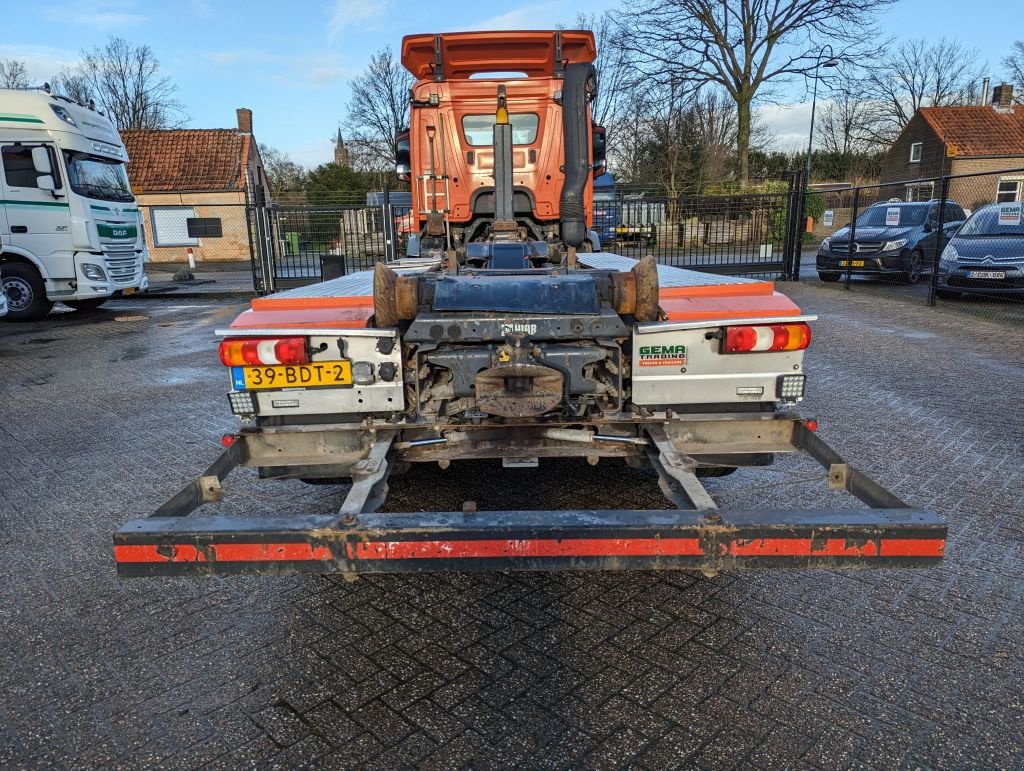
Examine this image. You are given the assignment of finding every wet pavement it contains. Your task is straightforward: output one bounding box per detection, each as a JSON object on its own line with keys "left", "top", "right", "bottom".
{"left": 1, "top": 286, "right": 1022, "bottom": 769}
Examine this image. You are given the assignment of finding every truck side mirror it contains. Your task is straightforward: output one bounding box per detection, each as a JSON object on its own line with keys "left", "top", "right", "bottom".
{"left": 591, "top": 124, "right": 606, "bottom": 177}
{"left": 395, "top": 129, "right": 411, "bottom": 182}
{"left": 36, "top": 174, "right": 56, "bottom": 191}
{"left": 31, "top": 146, "right": 53, "bottom": 174}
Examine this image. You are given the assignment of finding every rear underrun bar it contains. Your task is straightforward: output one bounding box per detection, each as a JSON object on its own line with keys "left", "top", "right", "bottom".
{"left": 113, "top": 420, "right": 946, "bottom": 577}
{"left": 114, "top": 507, "right": 944, "bottom": 576}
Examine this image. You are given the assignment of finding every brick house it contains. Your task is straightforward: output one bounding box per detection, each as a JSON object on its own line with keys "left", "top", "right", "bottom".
{"left": 122, "top": 108, "right": 269, "bottom": 263}
{"left": 878, "top": 84, "right": 1024, "bottom": 209}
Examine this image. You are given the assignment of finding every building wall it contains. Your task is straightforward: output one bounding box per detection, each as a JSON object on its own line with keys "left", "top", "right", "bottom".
{"left": 948, "top": 158, "right": 1024, "bottom": 210}
{"left": 136, "top": 191, "right": 251, "bottom": 263}
{"left": 878, "top": 115, "right": 950, "bottom": 196}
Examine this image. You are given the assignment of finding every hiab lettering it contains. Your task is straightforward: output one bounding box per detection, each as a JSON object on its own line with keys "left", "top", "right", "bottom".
{"left": 638, "top": 344, "right": 686, "bottom": 367}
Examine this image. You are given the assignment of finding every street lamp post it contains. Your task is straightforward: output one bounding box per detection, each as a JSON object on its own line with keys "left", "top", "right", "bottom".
{"left": 793, "top": 46, "right": 839, "bottom": 280}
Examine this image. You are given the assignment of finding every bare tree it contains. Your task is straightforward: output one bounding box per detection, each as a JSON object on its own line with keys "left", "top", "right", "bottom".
{"left": 259, "top": 145, "right": 307, "bottom": 192}
{"left": 1003, "top": 41, "right": 1024, "bottom": 104}
{"left": 819, "top": 80, "right": 874, "bottom": 154}
{"left": 615, "top": 0, "right": 896, "bottom": 187}
{"left": 49, "top": 66, "right": 94, "bottom": 104}
{"left": 861, "top": 38, "right": 985, "bottom": 143}
{"left": 50, "top": 37, "right": 186, "bottom": 130}
{"left": 0, "top": 59, "right": 29, "bottom": 89}
{"left": 344, "top": 46, "right": 413, "bottom": 172}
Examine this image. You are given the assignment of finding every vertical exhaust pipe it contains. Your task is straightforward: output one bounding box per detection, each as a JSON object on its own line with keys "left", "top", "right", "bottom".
{"left": 559, "top": 62, "right": 596, "bottom": 248}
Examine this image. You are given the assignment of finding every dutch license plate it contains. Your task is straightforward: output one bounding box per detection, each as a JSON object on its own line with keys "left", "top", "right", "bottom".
{"left": 232, "top": 362, "right": 352, "bottom": 390}
{"left": 967, "top": 270, "right": 1005, "bottom": 279}
{"left": 839, "top": 260, "right": 865, "bottom": 267}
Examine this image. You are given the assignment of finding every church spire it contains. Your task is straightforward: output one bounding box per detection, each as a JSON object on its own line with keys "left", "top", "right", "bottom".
{"left": 333, "top": 126, "right": 349, "bottom": 166}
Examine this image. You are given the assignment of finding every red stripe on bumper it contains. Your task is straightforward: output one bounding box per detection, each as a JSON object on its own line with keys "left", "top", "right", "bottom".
{"left": 114, "top": 536, "right": 944, "bottom": 564}
{"left": 114, "top": 543, "right": 333, "bottom": 563}
{"left": 354, "top": 537, "right": 706, "bottom": 560}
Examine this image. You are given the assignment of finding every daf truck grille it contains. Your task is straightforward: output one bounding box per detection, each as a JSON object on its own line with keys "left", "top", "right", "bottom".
{"left": 104, "top": 254, "right": 140, "bottom": 284}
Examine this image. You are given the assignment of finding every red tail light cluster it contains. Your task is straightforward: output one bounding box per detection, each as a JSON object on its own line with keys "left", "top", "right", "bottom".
{"left": 722, "top": 322, "right": 812, "bottom": 353}
{"left": 218, "top": 337, "right": 309, "bottom": 367}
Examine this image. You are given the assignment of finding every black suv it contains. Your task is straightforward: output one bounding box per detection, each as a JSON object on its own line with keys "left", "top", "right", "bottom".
{"left": 816, "top": 200, "right": 967, "bottom": 284}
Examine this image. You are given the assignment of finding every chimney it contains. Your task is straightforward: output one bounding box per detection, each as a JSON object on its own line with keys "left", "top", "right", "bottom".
{"left": 992, "top": 83, "right": 1014, "bottom": 110}
{"left": 980, "top": 77, "right": 990, "bottom": 106}
{"left": 236, "top": 107, "right": 253, "bottom": 134}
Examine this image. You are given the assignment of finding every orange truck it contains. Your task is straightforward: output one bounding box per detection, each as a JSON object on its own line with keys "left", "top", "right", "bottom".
{"left": 113, "top": 31, "right": 944, "bottom": 578}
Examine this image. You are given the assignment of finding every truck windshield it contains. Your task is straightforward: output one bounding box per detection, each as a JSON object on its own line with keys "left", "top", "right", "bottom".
{"left": 62, "top": 151, "right": 133, "bottom": 203}
{"left": 462, "top": 114, "right": 539, "bottom": 146}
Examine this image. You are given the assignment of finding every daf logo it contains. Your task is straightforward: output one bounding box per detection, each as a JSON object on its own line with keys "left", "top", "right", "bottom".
{"left": 113, "top": 207, "right": 123, "bottom": 216}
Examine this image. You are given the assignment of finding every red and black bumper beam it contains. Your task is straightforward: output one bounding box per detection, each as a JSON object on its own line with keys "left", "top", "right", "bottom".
{"left": 113, "top": 422, "right": 945, "bottom": 577}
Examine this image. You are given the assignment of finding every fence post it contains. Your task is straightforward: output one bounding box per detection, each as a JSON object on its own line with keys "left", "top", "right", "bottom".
{"left": 845, "top": 188, "right": 859, "bottom": 290}
{"left": 781, "top": 170, "right": 800, "bottom": 280}
{"left": 927, "top": 175, "right": 950, "bottom": 307}
{"left": 382, "top": 184, "right": 394, "bottom": 263}
{"left": 792, "top": 169, "right": 808, "bottom": 281}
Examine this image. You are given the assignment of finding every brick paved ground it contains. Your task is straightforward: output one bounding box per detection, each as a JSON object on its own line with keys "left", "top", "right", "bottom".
{"left": 1, "top": 288, "right": 1022, "bottom": 769}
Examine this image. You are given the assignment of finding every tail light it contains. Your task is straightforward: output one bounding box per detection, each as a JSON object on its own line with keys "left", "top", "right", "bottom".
{"left": 218, "top": 337, "right": 309, "bottom": 367}
{"left": 722, "top": 323, "right": 812, "bottom": 353}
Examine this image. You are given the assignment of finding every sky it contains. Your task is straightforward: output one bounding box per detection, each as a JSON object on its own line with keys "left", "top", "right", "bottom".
{"left": 1, "top": 0, "right": 1020, "bottom": 169}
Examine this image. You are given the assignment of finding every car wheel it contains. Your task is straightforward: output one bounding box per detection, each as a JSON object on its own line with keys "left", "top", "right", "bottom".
{"left": 2, "top": 263, "right": 54, "bottom": 322}
{"left": 64, "top": 298, "right": 108, "bottom": 312}
{"left": 936, "top": 289, "right": 961, "bottom": 300}
{"left": 903, "top": 250, "right": 924, "bottom": 284}
{"left": 818, "top": 271, "right": 842, "bottom": 283}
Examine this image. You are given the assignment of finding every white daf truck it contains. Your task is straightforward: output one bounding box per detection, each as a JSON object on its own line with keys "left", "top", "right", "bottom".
{"left": 0, "top": 88, "right": 148, "bottom": 321}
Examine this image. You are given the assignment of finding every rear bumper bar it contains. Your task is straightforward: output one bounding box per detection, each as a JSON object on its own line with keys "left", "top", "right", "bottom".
{"left": 113, "top": 418, "right": 945, "bottom": 577}
{"left": 115, "top": 507, "right": 944, "bottom": 577}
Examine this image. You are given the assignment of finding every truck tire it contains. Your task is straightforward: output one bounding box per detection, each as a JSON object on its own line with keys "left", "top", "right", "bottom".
{"left": 64, "top": 298, "right": 108, "bottom": 312}
{"left": 2, "top": 263, "right": 53, "bottom": 322}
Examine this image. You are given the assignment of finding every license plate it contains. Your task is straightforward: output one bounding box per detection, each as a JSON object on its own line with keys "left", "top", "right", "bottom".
{"left": 839, "top": 260, "right": 865, "bottom": 267}
{"left": 232, "top": 362, "right": 352, "bottom": 390}
{"left": 966, "top": 271, "right": 1005, "bottom": 279}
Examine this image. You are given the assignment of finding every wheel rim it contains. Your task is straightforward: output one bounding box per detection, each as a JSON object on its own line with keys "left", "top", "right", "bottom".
{"left": 908, "top": 254, "right": 922, "bottom": 283}
{"left": 2, "top": 277, "right": 32, "bottom": 312}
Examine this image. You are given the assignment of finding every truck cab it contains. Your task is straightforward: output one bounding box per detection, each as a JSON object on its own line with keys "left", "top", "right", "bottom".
{"left": 0, "top": 88, "right": 148, "bottom": 321}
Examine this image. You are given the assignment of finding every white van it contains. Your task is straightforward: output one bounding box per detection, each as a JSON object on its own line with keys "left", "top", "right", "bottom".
{"left": 0, "top": 88, "right": 148, "bottom": 321}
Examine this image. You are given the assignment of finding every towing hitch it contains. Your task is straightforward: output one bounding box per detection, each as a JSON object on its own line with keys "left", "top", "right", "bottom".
{"left": 114, "top": 420, "right": 945, "bottom": 577}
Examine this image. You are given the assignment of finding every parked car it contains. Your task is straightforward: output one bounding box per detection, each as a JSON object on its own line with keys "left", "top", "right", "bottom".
{"left": 936, "top": 203, "right": 1024, "bottom": 299}
{"left": 816, "top": 200, "right": 966, "bottom": 284}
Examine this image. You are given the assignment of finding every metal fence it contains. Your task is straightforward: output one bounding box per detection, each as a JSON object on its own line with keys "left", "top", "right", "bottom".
{"left": 801, "top": 167, "right": 1024, "bottom": 324}
{"left": 135, "top": 201, "right": 259, "bottom": 294}
{"left": 592, "top": 180, "right": 799, "bottom": 276}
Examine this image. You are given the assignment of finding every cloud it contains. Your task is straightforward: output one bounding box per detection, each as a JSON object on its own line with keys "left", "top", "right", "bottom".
{"left": 462, "top": 2, "right": 572, "bottom": 30}
{"left": 190, "top": 0, "right": 213, "bottom": 18}
{"left": 0, "top": 43, "right": 79, "bottom": 82}
{"left": 43, "top": 0, "right": 145, "bottom": 29}
{"left": 327, "top": 0, "right": 386, "bottom": 40}
{"left": 194, "top": 48, "right": 358, "bottom": 89}
{"left": 756, "top": 102, "right": 816, "bottom": 152}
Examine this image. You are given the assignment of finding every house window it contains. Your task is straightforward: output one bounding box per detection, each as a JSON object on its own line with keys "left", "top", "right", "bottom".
{"left": 997, "top": 179, "right": 1022, "bottom": 203}
{"left": 150, "top": 206, "right": 199, "bottom": 246}
{"left": 905, "top": 182, "right": 933, "bottom": 202}
{"left": 909, "top": 142, "right": 922, "bottom": 163}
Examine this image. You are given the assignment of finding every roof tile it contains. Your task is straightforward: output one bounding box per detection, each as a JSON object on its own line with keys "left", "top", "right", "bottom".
{"left": 919, "top": 106, "right": 1024, "bottom": 158}
{"left": 122, "top": 129, "right": 249, "bottom": 192}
